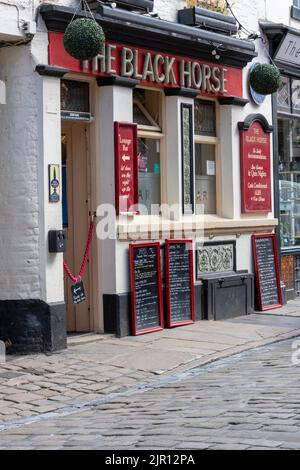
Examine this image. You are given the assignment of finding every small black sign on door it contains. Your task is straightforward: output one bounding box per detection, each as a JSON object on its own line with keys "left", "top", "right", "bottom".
{"left": 71, "top": 281, "right": 86, "bottom": 305}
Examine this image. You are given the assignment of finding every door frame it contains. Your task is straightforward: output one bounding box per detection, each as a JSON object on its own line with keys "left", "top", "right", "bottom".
{"left": 61, "top": 121, "right": 94, "bottom": 332}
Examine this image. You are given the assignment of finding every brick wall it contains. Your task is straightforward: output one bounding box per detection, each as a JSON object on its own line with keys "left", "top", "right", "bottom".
{"left": 0, "top": 46, "right": 41, "bottom": 300}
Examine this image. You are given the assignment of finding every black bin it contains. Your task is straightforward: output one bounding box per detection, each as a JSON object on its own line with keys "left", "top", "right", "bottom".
{"left": 200, "top": 271, "right": 254, "bottom": 321}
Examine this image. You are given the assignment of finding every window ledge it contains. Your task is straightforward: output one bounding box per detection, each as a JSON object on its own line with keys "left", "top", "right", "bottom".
{"left": 291, "top": 6, "right": 300, "bottom": 21}
{"left": 117, "top": 215, "right": 278, "bottom": 240}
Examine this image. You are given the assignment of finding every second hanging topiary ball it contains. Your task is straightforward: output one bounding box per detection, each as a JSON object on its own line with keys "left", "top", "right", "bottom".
{"left": 63, "top": 18, "right": 105, "bottom": 61}
{"left": 249, "top": 63, "right": 282, "bottom": 95}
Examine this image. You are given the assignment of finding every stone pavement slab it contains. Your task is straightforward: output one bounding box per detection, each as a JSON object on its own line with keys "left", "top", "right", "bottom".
{"left": 0, "top": 312, "right": 300, "bottom": 425}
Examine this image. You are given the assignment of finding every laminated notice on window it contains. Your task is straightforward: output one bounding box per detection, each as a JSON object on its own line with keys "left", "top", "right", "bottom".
{"left": 207, "top": 160, "right": 215, "bottom": 176}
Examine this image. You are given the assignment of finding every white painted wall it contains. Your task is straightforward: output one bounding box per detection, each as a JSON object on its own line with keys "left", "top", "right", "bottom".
{"left": 97, "top": 86, "right": 133, "bottom": 297}
{"left": 153, "top": 0, "right": 295, "bottom": 27}
{"left": 38, "top": 76, "right": 64, "bottom": 304}
{"left": 0, "top": 45, "right": 41, "bottom": 300}
{"left": 0, "top": 8, "right": 59, "bottom": 302}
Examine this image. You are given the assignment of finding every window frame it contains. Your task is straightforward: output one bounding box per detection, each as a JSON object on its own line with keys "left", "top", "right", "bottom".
{"left": 133, "top": 98, "right": 162, "bottom": 133}
{"left": 277, "top": 75, "right": 300, "bottom": 116}
{"left": 134, "top": 87, "right": 165, "bottom": 214}
{"left": 194, "top": 98, "right": 220, "bottom": 216}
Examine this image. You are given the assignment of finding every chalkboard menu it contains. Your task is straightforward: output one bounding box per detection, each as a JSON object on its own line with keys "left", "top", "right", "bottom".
{"left": 129, "top": 242, "right": 164, "bottom": 335}
{"left": 252, "top": 234, "right": 282, "bottom": 311}
{"left": 165, "top": 240, "right": 195, "bottom": 327}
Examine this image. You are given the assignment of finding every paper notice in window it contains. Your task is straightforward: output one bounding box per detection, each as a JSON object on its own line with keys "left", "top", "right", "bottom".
{"left": 207, "top": 160, "right": 215, "bottom": 176}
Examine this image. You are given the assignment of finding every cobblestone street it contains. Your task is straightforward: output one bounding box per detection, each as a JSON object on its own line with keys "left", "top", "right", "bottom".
{"left": 0, "top": 338, "right": 300, "bottom": 450}
{"left": 1, "top": 313, "right": 300, "bottom": 424}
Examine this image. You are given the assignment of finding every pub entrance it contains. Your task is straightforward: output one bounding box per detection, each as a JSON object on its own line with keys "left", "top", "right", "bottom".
{"left": 61, "top": 122, "right": 93, "bottom": 332}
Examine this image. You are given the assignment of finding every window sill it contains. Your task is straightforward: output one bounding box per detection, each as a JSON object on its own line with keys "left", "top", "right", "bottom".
{"left": 291, "top": 6, "right": 300, "bottom": 21}
{"left": 281, "top": 246, "right": 300, "bottom": 255}
{"left": 117, "top": 214, "right": 278, "bottom": 240}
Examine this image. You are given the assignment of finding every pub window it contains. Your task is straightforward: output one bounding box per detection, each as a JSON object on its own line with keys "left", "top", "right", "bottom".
{"left": 133, "top": 88, "right": 163, "bottom": 215}
{"left": 61, "top": 80, "right": 90, "bottom": 121}
{"left": 278, "top": 77, "right": 300, "bottom": 248}
{"left": 294, "top": 0, "right": 300, "bottom": 8}
{"left": 277, "top": 76, "right": 291, "bottom": 114}
{"left": 194, "top": 99, "right": 218, "bottom": 215}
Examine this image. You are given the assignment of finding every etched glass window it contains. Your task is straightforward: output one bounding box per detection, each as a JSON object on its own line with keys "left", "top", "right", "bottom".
{"left": 277, "top": 76, "right": 291, "bottom": 114}
{"left": 61, "top": 80, "right": 89, "bottom": 112}
{"left": 292, "top": 79, "right": 300, "bottom": 115}
{"left": 194, "top": 99, "right": 217, "bottom": 215}
{"left": 194, "top": 99, "right": 216, "bottom": 136}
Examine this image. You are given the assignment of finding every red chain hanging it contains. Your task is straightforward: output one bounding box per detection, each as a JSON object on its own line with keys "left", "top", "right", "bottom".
{"left": 63, "top": 219, "right": 94, "bottom": 283}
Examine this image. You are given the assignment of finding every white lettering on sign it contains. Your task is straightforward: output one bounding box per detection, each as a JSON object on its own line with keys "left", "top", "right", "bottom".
{"left": 275, "top": 33, "right": 300, "bottom": 66}
{"left": 84, "top": 44, "right": 227, "bottom": 94}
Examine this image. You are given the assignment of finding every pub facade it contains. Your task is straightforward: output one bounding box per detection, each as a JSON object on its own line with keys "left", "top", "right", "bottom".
{"left": 0, "top": 0, "right": 285, "bottom": 352}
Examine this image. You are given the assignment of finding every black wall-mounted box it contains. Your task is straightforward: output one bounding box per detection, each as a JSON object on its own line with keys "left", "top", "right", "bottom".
{"left": 178, "top": 7, "right": 238, "bottom": 36}
{"left": 48, "top": 230, "right": 67, "bottom": 253}
{"left": 200, "top": 271, "right": 254, "bottom": 321}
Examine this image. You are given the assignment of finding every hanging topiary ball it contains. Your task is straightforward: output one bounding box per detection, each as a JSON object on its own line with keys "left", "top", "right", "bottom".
{"left": 249, "top": 63, "right": 282, "bottom": 96}
{"left": 63, "top": 18, "right": 105, "bottom": 61}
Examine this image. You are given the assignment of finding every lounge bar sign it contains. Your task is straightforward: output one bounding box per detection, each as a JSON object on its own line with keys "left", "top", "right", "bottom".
{"left": 239, "top": 114, "right": 273, "bottom": 213}
{"left": 114, "top": 122, "right": 138, "bottom": 215}
{"left": 48, "top": 32, "right": 243, "bottom": 99}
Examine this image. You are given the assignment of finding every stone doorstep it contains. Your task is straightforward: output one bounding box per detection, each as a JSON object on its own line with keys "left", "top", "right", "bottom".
{"left": 67, "top": 333, "right": 114, "bottom": 346}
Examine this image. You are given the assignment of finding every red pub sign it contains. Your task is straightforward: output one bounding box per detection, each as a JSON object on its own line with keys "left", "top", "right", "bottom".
{"left": 114, "top": 122, "right": 138, "bottom": 215}
{"left": 48, "top": 32, "right": 243, "bottom": 99}
{"left": 239, "top": 115, "right": 273, "bottom": 213}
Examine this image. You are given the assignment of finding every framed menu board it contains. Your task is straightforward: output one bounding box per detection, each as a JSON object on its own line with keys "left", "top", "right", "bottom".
{"left": 114, "top": 122, "right": 138, "bottom": 215}
{"left": 129, "top": 242, "right": 164, "bottom": 335}
{"left": 252, "top": 234, "right": 283, "bottom": 311}
{"left": 165, "top": 240, "right": 195, "bottom": 327}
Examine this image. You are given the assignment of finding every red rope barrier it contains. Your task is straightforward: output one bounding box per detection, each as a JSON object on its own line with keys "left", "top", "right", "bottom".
{"left": 63, "top": 220, "right": 94, "bottom": 283}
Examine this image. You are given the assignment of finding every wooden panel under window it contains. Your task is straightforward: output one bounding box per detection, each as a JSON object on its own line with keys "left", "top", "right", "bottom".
{"left": 281, "top": 255, "right": 295, "bottom": 292}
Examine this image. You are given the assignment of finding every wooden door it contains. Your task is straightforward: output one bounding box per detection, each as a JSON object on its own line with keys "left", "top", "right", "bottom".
{"left": 61, "top": 122, "right": 92, "bottom": 332}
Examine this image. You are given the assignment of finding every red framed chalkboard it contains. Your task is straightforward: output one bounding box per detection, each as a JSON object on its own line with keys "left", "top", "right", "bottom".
{"left": 165, "top": 240, "right": 195, "bottom": 327}
{"left": 252, "top": 234, "right": 282, "bottom": 311}
{"left": 130, "top": 242, "right": 164, "bottom": 336}
{"left": 114, "top": 122, "right": 139, "bottom": 215}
